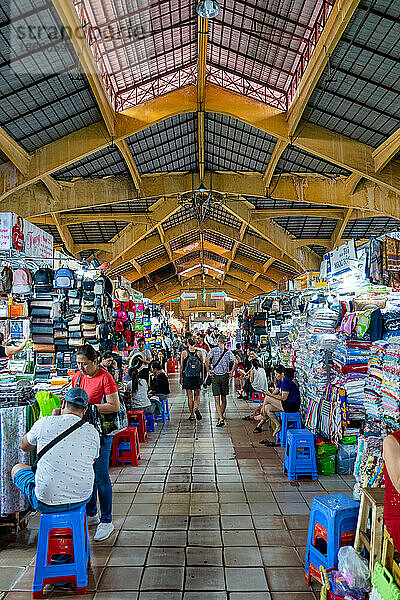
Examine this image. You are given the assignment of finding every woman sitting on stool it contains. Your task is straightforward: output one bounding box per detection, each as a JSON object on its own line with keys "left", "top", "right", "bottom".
{"left": 255, "top": 365, "right": 300, "bottom": 445}
{"left": 126, "top": 360, "right": 157, "bottom": 415}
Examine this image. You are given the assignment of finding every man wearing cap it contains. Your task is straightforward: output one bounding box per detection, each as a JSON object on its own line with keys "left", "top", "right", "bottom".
{"left": 11, "top": 388, "right": 100, "bottom": 514}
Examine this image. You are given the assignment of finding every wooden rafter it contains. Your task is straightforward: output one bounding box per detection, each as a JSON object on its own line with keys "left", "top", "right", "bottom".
{"left": 330, "top": 208, "right": 353, "bottom": 249}
{"left": 372, "top": 129, "right": 400, "bottom": 172}
{"left": 2, "top": 83, "right": 400, "bottom": 201}
{"left": 263, "top": 140, "right": 289, "bottom": 190}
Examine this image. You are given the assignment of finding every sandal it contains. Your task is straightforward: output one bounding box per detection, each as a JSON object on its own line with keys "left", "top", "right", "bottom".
{"left": 216, "top": 419, "right": 225, "bottom": 428}
{"left": 259, "top": 439, "right": 279, "bottom": 447}
{"left": 242, "top": 415, "right": 253, "bottom": 421}
{"left": 189, "top": 415, "right": 196, "bottom": 421}
{"left": 253, "top": 426, "right": 263, "bottom": 433}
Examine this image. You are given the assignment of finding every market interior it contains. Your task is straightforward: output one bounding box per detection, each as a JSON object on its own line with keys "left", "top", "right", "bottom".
{"left": 0, "top": 0, "right": 399, "bottom": 597}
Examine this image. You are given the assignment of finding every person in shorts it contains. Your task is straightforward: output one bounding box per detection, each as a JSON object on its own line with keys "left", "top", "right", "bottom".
{"left": 180, "top": 338, "right": 204, "bottom": 421}
{"left": 206, "top": 335, "right": 237, "bottom": 428}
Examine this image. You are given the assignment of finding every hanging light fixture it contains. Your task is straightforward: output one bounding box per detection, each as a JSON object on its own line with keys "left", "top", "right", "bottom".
{"left": 196, "top": 0, "right": 221, "bottom": 19}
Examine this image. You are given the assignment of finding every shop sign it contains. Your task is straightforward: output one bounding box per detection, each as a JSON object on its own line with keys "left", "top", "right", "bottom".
{"left": 295, "top": 272, "right": 327, "bottom": 290}
{"left": 210, "top": 292, "right": 226, "bottom": 299}
{"left": 170, "top": 298, "right": 180, "bottom": 303}
{"left": 323, "top": 240, "right": 357, "bottom": 278}
{"left": 181, "top": 292, "right": 197, "bottom": 300}
{"left": 0, "top": 213, "right": 53, "bottom": 260}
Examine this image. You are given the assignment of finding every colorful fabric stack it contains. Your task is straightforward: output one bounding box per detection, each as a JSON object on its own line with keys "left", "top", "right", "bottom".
{"left": 363, "top": 341, "right": 385, "bottom": 419}
{"left": 353, "top": 429, "right": 384, "bottom": 498}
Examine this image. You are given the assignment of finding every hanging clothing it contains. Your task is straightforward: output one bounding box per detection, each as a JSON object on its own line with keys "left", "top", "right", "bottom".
{"left": 368, "top": 238, "right": 383, "bottom": 283}
{"left": 0, "top": 406, "right": 30, "bottom": 516}
{"left": 384, "top": 430, "right": 400, "bottom": 552}
{"left": 383, "top": 238, "right": 400, "bottom": 272}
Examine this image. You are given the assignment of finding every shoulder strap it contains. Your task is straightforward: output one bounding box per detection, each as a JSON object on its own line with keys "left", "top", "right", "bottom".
{"left": 211, "top": 348, "right": 227, "bottom": 370}
{"left": 32, "top": 419, "right": 85, "bottom": 472}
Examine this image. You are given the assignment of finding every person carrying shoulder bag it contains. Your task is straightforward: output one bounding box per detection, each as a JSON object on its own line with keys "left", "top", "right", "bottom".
{"left": 205, "top": 335, "right": 237, "bottom": 428}
{"left": 71, "top": 344, "right": 120, "bottom": 541}
{"left": 12, "top": 387, "right": 100, "bottom": 515}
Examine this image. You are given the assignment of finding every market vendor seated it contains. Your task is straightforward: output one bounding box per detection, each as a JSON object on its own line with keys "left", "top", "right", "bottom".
{"left": 383, "top": 431, "right": 400, "bottom": 550}
{"left": 255, "top": 364, "right": 300, "bottom": 438}
{"left": 11, "top": 388, "right": 100, "bottom": 513}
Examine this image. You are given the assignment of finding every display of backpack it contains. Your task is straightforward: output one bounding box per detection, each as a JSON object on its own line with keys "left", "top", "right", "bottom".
{"left": 184, "top": 350, "right": 201, "bottom": 378}
{"left": 0, "top": 266, "right": 13, "bottom": 295}
{"left": 94, "top": 274, "right": 112, "bottom": 296}
{"left": 12, "top": 267, "right": 33, "bottom": 295}
{"left": 34, "top": 267, "right": 54, "bottom": 293}
{"left": 54, "top": 267, "right": 75, "bottom": 289}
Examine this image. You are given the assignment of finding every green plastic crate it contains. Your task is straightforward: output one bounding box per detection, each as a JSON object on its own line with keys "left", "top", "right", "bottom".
{"left": 372, "top": 562, "right": 400, "bottom": 600}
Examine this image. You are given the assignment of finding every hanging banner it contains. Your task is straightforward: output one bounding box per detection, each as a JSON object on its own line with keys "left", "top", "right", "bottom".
{"left": 323, "top": 240, "right": 357, "bottom": 278}
{"left": 0, "top": 213, "right": 53, "bottom": 259}
{"left": 210, "top": 292, "right": 227, "bottom": 300}
{"left": 181, "top": 292, "right": 197, "bottom": 300}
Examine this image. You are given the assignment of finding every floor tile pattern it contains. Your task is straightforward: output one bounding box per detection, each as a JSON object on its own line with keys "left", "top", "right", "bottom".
{"left": 0, "top": 376, "right": 355, "bottom": 599}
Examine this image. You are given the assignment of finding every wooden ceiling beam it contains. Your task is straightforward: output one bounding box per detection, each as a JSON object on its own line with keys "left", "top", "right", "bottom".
{"left": 372, "top": 129, "right": 400, "bottom": 172}
{"left": 330, "top": 207, "right": 353, "bottom": 249}
{"left": 197, "top": 15, "right": 208, "bottom": 183}
{"left": 2, "top": 79, "right": 400, "bottom": 200}
{"left": 263, "top": 140, "right": 289, "bottom": 190}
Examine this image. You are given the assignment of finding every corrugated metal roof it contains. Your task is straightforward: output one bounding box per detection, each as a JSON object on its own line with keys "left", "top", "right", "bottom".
{"left": 237, "top": 244, "right": 269, "bottom": 263}
{"left": 343, "top": 216, "right": 400, "bottom": 238}
{"left": 307, "top": 244, "right": 328, "bottom": 257}
{"left": 273, "top": 215, "right": 338, "bottom": 238}
{"left": 68, "top": 198, "right": 160, "bottom": 214}
{"left": 208, "top": 204, "right": 242, "bottom": 229}
{"left": 73, "top": 0, "right": 197, "bottom": 109}
{"left": 205, "top": 113, "right": 276, "bottom": 172}
{"left": 170, "top": 230, "right": 200, "bottom": 252}
{"left": 0, "top": 0, "right": 101, "bottom": 153}
{"left": 204, "top": 249, "right": 227, "bottom": 264}
{"left": 275, "top": 145, "right": 350, "bottom": 176}
{"left": 231, "top": 261, "right": 255, "bottom": 275}
{"left": 204, "top": 229, "right": 234, "bottom": 251}
{"left": 162, "top": 205, "right": 194, "bottom": 230}
{"left": 68, "top": 221, "right": 128, "bottom": 243}
{"left": 176, "top": 250, "right": 200, "bottom": 266}
{"left": 303, "top": 0, "right": 400, "bottom": 148}
{"left": 136, "top": 245, "right": 168, "bottom": 266}
{"left": 53, "top": 146, "right": 129, "bottom": 180}
{"left": 244, "top": 196, "right": 329, "bottom": 210}
{"left": 127, "top": 113, "right": 197, "bottom": 174}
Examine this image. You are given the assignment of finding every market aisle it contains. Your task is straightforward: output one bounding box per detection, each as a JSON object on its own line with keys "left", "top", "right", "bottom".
{"left": 0, "top": 376, "right": 354, "bottom": 599}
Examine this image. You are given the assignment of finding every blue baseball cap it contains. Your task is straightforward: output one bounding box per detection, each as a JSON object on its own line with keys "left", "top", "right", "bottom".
{"left": 65, "top": 387, "right": 89, "bottom": 408}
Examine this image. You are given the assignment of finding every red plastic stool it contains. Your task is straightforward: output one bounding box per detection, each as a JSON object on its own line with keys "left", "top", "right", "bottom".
{"left": 167, "top": 359, "right": 176, "bottom": 373}
{"left": 127, "top": 410, "right": 147, "bottom": 443}
{"left": 251, "top": 391, "right": 265, "bottom": 403}
{"left": 111, "top": 427, "right": 140, "bottom": 467}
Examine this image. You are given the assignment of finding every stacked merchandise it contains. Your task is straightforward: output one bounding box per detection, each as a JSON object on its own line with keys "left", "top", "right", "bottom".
{"left": 332, "top": 337, "right": 371, "bottom": 375}
{"left": 382, "top": 291, "right": 400, "bottom": 339}
{"left": 143, "top": 303, "right": 151, "bottom": 342}
{"left": 353, "top": 426, "right": 384, "bottom": 498}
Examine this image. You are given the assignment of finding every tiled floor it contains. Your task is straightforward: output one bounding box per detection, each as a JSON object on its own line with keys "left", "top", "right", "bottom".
{"left": 0, "top": 376, "right": 355, "bottom": 599}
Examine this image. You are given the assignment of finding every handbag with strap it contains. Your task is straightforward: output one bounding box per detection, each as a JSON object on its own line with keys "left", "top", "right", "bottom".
{"left": 204, "top": 348, "right": 228, "bottom": 387}
{"left": 31, "top": 419, "right": 85, "bottom": 473}
{"left": 76, "top": 373, "right": 127, "bottom": 437}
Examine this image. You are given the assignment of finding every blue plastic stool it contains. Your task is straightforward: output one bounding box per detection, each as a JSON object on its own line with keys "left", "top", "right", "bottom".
{"left": 33, "top": 505, "right": 90, "bottom": 598}
{"left": 155, "top": 397, "right": 170, "bottom": 424}
{"left": 251, "top": 391, "right": 265, "bottom": 403}
{"left": 283, "top": 429, "right": 318, "bottom": 481}
{"left": 145, "top": 414, "right": 155, "bottom": 432}
{"left": 277, "top": 412, "right": 302, "bottom": 447}
{"left": 305, "top": 494, "right": 360, "bottom": 585}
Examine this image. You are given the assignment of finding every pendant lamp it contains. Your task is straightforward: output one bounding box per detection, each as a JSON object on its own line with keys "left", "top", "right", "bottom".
{"left": 196, "top": 0, "right": 221, "bottom": 19}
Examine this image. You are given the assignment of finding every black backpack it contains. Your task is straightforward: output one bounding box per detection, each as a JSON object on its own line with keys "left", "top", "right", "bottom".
{"left": 0, "top": 266, "right": 13, "bottom": 295}
{"left": 34, "top": 267, "right": 54, "bottom": 292}
{"left": 184, "top": 350, "right": 201, "bottom": 378}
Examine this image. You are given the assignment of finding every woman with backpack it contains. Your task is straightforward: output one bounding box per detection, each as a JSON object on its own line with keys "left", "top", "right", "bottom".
{"left": 180, "top": 338, "right": 204, "bottom": 421}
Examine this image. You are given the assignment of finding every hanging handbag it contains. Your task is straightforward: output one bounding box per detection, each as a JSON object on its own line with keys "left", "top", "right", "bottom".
{"left": 75, "top": 373, "right": 127, "bottom": 437}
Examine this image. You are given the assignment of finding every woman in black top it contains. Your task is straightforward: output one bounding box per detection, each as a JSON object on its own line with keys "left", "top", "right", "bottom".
{"left": 148, "top": 361, "right": 170, "bottom": 401}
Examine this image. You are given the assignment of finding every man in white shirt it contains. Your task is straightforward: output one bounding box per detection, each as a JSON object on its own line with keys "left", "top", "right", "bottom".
{"left": 162, "top": 334, "right": 173, "bottom": 359}
{"left": 12, "top": 387, "right": 99, "bottom": 513}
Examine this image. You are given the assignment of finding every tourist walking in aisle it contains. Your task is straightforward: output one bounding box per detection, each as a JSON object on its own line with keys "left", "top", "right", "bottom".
{"left": 72, "top": 344, "right": 120, "bottom": 541}
{"left": 180, "top": 338, "right": 204, "bottom": 421}
{"left": 206, "top": 335, "right": 237, "bottom": 428}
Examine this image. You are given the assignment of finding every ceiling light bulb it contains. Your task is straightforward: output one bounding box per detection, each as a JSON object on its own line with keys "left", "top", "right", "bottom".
{"left": 196, "top": 0, "right": 221, "bottom": 19}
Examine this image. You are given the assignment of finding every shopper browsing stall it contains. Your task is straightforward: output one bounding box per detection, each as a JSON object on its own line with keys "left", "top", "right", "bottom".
{"left": 206, "top": 335, "right": 237, "bottom": 428}
{"left": 72, "top": 344, "right": 120, "bottom": 542}
{"left": 180, "top": 338, "right": 204, "bottom": 421}
{"left": 0, "top": 332, "right": 29, "bottom": 371}
{"left": 100, "top": 351, "right": 118, "bottom": 383}
{"left": 12, "top": 387, "right": 99, "bottom": 513}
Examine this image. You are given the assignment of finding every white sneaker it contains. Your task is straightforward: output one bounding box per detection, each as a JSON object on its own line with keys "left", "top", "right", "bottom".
{"left": 87, "top": 514, "right": 100, "bottom": 527}
{"left": 94, "top": 522, "right": 115, "bottom": 541}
